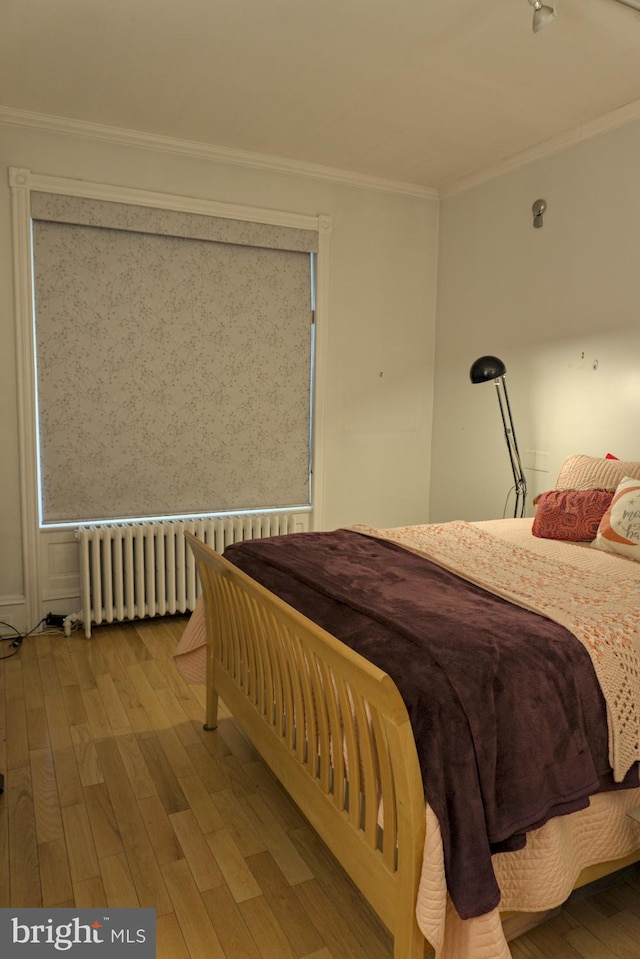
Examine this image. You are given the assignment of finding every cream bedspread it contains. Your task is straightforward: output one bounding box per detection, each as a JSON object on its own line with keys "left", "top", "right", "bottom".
{"left": 361, "top": 519, "right": 640, "bottom": 781}
{"left": 173, "top": 518, "right": 640, "bottom": 959}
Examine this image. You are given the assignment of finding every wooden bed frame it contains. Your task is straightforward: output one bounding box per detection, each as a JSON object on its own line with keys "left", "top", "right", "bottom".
{"left": 185, "top": 530, "right": 640, "bottom": 959}
{"left": 185, "top": 531, "right": 428, "bottom": 958}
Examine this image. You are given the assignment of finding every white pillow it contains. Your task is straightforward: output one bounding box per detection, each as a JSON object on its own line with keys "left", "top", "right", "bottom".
{"left": 555, "top": 454, "right": 640, "bottom": 491}
{"left": 593, "top": 476, "right": 640, "bottom": 561}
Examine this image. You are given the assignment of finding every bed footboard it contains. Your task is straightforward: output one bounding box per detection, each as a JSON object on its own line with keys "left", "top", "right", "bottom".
{"left": 186, "top": 531, "right": 428, "bottom": 959}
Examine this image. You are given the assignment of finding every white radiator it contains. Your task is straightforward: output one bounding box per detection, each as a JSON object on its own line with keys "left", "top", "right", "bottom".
{"left": 76, "top": 512, "right": 310, "bottom": 638}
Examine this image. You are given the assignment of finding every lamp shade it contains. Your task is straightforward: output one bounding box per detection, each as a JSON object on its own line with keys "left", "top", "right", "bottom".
{"left": 470, "top": 355, "right": 507, "bottom": 384}
{"left": 532, "top": 2, "right": 556, "bottom": 32}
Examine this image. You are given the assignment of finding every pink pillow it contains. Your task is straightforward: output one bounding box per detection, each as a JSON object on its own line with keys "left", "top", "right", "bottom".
{"left": 532, "top": 489, "right": 613, "bottom": 542}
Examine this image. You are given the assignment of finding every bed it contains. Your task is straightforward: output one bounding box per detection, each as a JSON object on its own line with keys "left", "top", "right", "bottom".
{"left": 174, "top": 454, "right": 640, "bottom": 959}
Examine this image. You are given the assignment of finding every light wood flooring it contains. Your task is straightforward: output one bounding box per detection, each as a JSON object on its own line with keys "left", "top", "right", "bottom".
{"left": 0, "top": 617, "right": 639, "bottom": 959}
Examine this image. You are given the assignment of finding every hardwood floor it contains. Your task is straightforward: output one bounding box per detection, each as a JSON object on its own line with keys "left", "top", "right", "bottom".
{"left": 0, "top": 617, "right": 639, "bottom": 959}
{"left": 510, "top": 867, "right": 640, "bottom": 959}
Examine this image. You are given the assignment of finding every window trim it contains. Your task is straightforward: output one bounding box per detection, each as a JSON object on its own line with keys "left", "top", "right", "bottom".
{"left": 10, "top": 167, "right": 331, "bottom": 628}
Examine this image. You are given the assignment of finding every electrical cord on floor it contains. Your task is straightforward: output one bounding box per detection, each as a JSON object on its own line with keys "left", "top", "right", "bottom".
{"left": 0, "top": 621, "right": 24, "bottom": 659}
{"left": 0, "top": 617, "right": 49, "bottom": 660}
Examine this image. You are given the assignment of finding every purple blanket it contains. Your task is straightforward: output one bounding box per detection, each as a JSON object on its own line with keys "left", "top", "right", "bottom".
{"left": 223, "top": 529, "right": 639, "bottom": 919}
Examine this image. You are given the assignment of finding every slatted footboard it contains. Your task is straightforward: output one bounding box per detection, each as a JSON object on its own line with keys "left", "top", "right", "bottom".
{"left": 185, "top": 531, "right": 428, "bottom": 959}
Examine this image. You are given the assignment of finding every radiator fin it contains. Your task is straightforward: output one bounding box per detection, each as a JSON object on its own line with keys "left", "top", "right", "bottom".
{"left": 77, "top": 513, "right": 309, "bottom": 638}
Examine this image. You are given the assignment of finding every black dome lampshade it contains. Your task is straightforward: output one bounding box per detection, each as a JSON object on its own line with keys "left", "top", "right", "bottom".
{"left": 469, "top": 355, "right": 507, "bottom": 384}
{"left": 469, "top": 355, "right": 527, "bottom": 518}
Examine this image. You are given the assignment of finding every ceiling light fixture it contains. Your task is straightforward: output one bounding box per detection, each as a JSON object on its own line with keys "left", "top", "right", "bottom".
{"left": 529, "top": 0, "right": 557, "bottom": 33}
{"left": 528, "top": 0, "right": 640, "bottom": 34}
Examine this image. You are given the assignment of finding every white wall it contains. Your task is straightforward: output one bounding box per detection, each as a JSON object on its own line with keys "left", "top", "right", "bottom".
{"left": 430, "top": 120, "right": 640, "bottom": 523}
{"left": 0, "top": 121, "right": 438, "bottom": 632}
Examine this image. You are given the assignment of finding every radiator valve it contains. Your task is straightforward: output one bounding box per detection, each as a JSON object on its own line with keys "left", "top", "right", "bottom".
{"left": 63, "top": 611, "right": 83, "bottom": 637}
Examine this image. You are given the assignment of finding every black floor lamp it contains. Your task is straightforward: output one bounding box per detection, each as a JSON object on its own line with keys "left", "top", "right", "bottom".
{"left": 470, "top": 355, "right": 527, "bottom": 518}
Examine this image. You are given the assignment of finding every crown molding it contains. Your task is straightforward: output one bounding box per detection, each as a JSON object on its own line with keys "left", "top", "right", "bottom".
{"left": 0, "top": 105, "right": 438, "bottom": 201}
{"left": 438, "top": 96, "right": 640, "bottom": 199}
{"left": 4, "top": 96, "right": 640, "bottom": 203}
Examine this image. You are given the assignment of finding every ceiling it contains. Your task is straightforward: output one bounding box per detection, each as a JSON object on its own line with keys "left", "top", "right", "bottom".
{"left": 2, "top": 0, "right": 640, "bottom": 194}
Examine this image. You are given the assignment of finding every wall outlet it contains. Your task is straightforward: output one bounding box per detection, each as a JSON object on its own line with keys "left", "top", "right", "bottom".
{"left": 46, "top": 612, "right": 67, "bottom": 628}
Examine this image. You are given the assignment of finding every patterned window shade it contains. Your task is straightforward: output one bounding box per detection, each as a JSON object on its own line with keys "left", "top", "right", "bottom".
{"left": 31, "top": 194, "right": 316, "bottom": 524}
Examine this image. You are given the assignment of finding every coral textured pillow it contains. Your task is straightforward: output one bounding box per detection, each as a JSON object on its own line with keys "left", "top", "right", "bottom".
{"left": 532, "top": 489, "right": 613, "bottom": 542}
{"left": 593, "top": 477, "right": 640, "bottom": 560}
{"left": 555, "top": 453, "right": 640, "bottom": 491}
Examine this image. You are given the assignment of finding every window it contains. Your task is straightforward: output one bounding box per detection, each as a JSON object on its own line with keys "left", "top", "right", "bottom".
{"left": 30, "top": 191, "right": 318, "bottom": 525}
{"left": 10, "top": 167, "right": 329, "bottom": 629}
